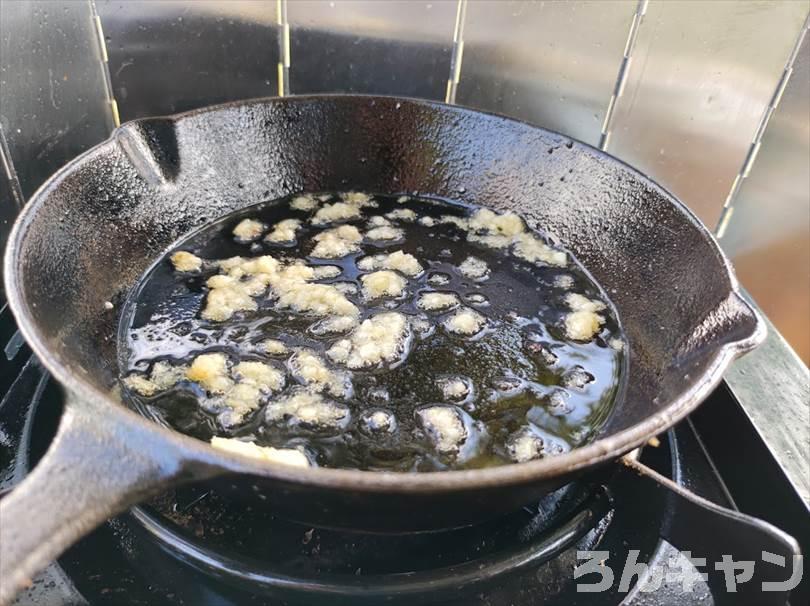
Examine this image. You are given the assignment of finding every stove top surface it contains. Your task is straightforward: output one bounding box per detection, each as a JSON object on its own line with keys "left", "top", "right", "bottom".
{"left": 1, "top": 355, "right": 807, "bottom": 606}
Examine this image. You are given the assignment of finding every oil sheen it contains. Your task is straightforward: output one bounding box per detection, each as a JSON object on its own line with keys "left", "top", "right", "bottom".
{"left": 118, "top": 193, "right": 625, "bottom": 471}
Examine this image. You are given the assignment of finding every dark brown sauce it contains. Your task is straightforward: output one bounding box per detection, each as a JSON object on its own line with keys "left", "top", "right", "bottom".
{"left": 118, "top": 193, "right": 625, "bottom": 471}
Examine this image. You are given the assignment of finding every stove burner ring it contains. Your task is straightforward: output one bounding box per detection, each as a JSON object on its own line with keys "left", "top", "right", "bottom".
{"left": 129, "top": 486, "right": 612, "bottom": 604}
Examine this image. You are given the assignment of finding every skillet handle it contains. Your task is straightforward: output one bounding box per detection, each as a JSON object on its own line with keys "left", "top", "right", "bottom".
{"left": 619, "top": 456, "right": 801, "bottom": 605}
{"left": 0, "top": 392, "right": 214, "bottom": 606}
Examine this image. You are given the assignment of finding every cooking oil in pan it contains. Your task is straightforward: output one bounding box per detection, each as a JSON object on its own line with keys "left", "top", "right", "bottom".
{"left": 118, "top": 193, "right": 625, "bottom": 471}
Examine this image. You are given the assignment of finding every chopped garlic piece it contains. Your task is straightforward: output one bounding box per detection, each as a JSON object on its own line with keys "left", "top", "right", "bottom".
{"left": 367, "top": 215, "right": 392, "bottom": 228}
{"left": 506, "top": 428, "right": 544, "bottom": 463}
{"left": 261, "top": 339, "right": 288, "bottom": 355}
{"left": 325, "top": 338, "right": 352, "bottom": 364}
{"left": 150, "top": 361, "right": 188, "bottom": 390}
{"left": 366, "top": 225, "right": 404, "bottom": 241}
{"left": 312, "top": 265, "right": 342, "bottom": 280}
{"left": 187, "top": 353, "right": 233, "bottom": 394}
{"left": 609, "top": 338, "right": 624, "bottom": 351}
{"left": 233, "top": 218, "right": 266, "bottom": 242}
{"left": 202, "top": 275, "right": 259, "bottom": 321}
{"left": 356, "top": 251, "right": 423, "bottom": 277}
{"left": 439, "top": 376, "right": 470, "bottom": 401}
{"left": 360, "top": 409, "right": 397, "bottom": 434}
{"left": 332, "top": 281, "right": 359, "bottom": 296}
{"left": 289, "top": 350, "right": 349, "bottom": 397}
{"left": 311, "top": 225, "right": 363, "bottom": 258}
{"left": 276, "top": 282, "right": 359, "bottom": 317}
{"left": 265, "top": 219, "right": 302, "bottom": 243}
{"left": 396, "top": 195, "right": 409, "bottom": 204}
{"left": 468, "top": 209, "right": 525, "bottom": 237}
{"left": 444, "top": 308, "right": 486, "bottom": 335}
{"left": 312, "top": 202, "right": 364, "bottom": 225}
{"left": 467, "top": 232, "right": 512, "bottom": 249}
{"left": 170, "top": 251, "right": 202, "bottom": 272}
{"left": 123, "top": 374, "right": 158, "bottom": 396}
{"left": 329, "top": 312, "right": 410, "bottom": 369}
{"left": 222, "top": 384, "right": 264, "bottom": 423}
{"left": 513, "top": 233, "right": 567, "bottom": 267}
{"left": 418, "top": 215, "right": 436, "bottom": 227}
{"left": 386, "top": 208, "right": 417, "bottom": 222}
{"left": 290, "top": 194, "right": 318, "bottom": 212}
{"left": 361, "top": 270, "right": 407, "bottom": 299}
{"left": 310, "top": 315, "right": 358, "bottom": 335}
{"left": 565, "top": 310, "right": 605, "bottom": 341}
{"left": 265, "top": 389, "right": 350, "bottom": 431}
{"left": 211, "top": 437, "right": 310, "bottom": 468}
{"left": 416, "top": 406, "right": 467, "bottom": 454}
{"left": 458, "top": 256, "right": 489, "bottom": 280}
{"left": 566, "top": 293, "right": 606, "bottom": 313}
{"left": 417, "top": 292, "right": 459, "bottom": 311}
{"left": 342, "top": 192, "right": 376, "bottom": 206}
{"left": 233, "top": 361, "right": 285, "bottom": 392}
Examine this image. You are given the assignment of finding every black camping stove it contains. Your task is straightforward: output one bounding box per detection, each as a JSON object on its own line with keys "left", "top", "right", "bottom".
{"left": 2, "top": 350, "right": 807, "bottom": 606}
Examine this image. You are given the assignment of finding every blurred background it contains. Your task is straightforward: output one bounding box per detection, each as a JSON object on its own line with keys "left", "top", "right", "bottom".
{"left": 1, "top": 0, "right": 808, "bottom": 363}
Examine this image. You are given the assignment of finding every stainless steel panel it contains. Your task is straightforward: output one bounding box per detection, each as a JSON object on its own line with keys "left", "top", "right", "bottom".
{"left": 726, "top": 308, "right": 810, "bottom": 504}
{"left": 722, "top": 31, "right": 810, "bottom": 365}
{"left": 457, "top": 0, "right": 637, "bottom": 146}
{"left": 0, "top": 0, "right": 113, "bottom": 198}
{"left": 607, "top": 0, "right": 808, "bottom": 226}
{"left": 96, "top": 0, "right": 279, "bottom": 122}
{"left": 286, "top": 0, "right": 455, "bottom": 99}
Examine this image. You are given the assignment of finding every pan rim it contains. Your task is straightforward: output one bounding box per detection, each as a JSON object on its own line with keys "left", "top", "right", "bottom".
{"left": 2, "top": 94, "right": 765, "bottom": 492}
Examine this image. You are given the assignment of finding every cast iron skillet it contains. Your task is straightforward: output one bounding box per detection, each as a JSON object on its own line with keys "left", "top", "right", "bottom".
{"left": 0, "top": 96, "right": 775, "bottom": 602}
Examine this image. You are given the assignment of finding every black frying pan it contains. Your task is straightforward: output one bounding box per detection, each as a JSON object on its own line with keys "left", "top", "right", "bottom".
{"left": 0, "top": 96, "right": 778, "bottom": 603}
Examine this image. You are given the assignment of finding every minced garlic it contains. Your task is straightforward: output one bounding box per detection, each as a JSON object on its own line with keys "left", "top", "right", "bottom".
{"left": 327, "top": 312, "right": 410, "bottom": 369}
{"left": 356, "top": 250, "right": 423, "bottom": 277}
{"left": 276, "top": 282, "right": 359, "bottom": 317}
{"left": 233, "top": 361, "right": 285, "bottom": 392}
{"left": 265, "top": 218, "right": 302, "bottom": 243}
{"left": 365, "top": 225, "right": 404, "bottom": 241}
{"left": 506, "top": 428, "right": 544, "bottom": 463}
{"left": 310, "top": 225, "right": 363, "bottom": 258}
{"left": 312, "top": 202, "right": 364, "bottom": 226}
{"left": 512, "top": 233, "right": 567, "bottom": 267}
{"left": 288, "top": 350, "right": 349, "bottom": 397}
{"left": 309, "top": 315, "right": 358, "bottom": 335}
{"left": 186, "top": 353, "right": 233, "bottom": 394}
{"left": 290, "top": 195, "right": 318, "bottom": 212}
{"left": 123, "top": 374, "right": 159, "bottom": 397}
{"left": 444, "top": 307, "right": 486, "bottom": 335}
{"left": 468, "top": 209, "right": 525, "bottom": 237}
{"left": 367, "top": 215, "right": 392, "bottom": 228}
{"left": 416, "top": 405, "right": 467, "bottom": 454}
{"left": 233, "top": 218, "right": 266, "bottom": 242}
{"left": 385, "top": 208, "right": 417, "bottom": 222}
{"left": 202, "top": 275, "right": 260, "bottom": 321}
{"left": 439, "top": 376, "right": 469, "bottom": 401}
{"left": 312, "top": 265, "right": 342, "bottom": 280}
{"left": 170, "top": 251, "right": 202, "bottom": 272}
{"left": 265, "top": 389, "right": 350, "bottom": 431}
{"left": 564, "top": 294, "right": 606, "bottom": 341}
{"left": 458, "top": 256, "right": 489, "bottom": 280}
{"left": 342, "top": 192, "right": 376, "bottom": 206}
{"left": 261, "top": 339, "right": 288, "bottom": 355}
{"left": 361, "top": 270, "right": 407, "bottom": 299}
{"left": 417, "top": 292, "right": 459, "bottom": 311}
